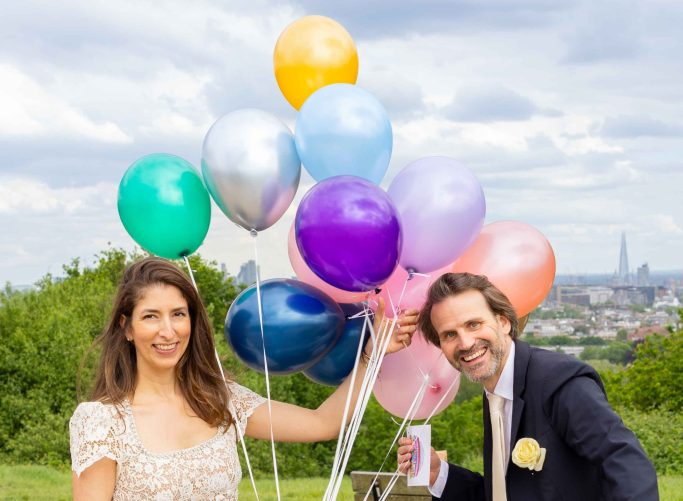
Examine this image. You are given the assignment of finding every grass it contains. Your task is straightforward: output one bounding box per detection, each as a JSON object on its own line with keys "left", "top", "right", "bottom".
{"left": 0, "top": 464, "right": 680, "bottom": 500}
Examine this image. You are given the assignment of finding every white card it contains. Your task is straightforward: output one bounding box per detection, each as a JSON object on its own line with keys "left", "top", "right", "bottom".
{"left": 406, "top": 424, "right": 431, "bottom": 486}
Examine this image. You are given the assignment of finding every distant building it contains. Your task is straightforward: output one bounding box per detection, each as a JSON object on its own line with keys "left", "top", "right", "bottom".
{"left": 236, "top": 260, "right": 259, "bottom": 286}
{"left": 618, "top": 232, "right": 631, "bottom": 285}
{"left": 637, "top": 263, "right": 650, "bottom": 286}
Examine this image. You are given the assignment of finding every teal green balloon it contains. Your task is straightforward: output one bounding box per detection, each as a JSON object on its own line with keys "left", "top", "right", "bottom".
{"left": 118, "top": 153, "right": 211, "bottom": 259}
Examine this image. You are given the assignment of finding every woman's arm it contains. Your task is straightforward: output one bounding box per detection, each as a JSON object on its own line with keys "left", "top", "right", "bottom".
{"left": 72, "top": 458, "right": 116, "bottom": 501}
{"left": 245, "top": 306, "right": 418, "bottom": 442}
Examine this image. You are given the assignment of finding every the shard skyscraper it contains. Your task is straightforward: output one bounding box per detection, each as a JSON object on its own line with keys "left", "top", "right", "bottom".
{"left": 618, "top": 232, "right": 630, "bottom": 285}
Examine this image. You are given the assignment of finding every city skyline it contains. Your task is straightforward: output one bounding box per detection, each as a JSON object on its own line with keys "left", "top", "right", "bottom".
{"left": 1, "top": 1, "right": 682, "bottom": 286}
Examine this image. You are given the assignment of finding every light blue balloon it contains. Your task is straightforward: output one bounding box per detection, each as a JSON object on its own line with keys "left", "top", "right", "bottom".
{"left": 295, "top": 84, "right": 392, "bottom": 185}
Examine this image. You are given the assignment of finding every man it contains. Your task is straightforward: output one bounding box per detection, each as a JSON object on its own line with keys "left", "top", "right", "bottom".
{"left": 397, "top": 273, "right": 658, "bottom": 500}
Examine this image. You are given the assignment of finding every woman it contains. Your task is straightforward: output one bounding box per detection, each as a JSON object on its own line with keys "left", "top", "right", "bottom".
{"left": 70, "top": 257, "right": 417, "bottom": 499}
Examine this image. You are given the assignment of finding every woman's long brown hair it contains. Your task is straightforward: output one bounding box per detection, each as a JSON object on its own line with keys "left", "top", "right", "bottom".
{"left": 87, "top": 257, "right": 233, "bottom": 427}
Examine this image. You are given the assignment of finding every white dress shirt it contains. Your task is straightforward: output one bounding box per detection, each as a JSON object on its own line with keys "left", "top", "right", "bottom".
{"left": 429, "top": 342, "right": 516, "bottom": 498}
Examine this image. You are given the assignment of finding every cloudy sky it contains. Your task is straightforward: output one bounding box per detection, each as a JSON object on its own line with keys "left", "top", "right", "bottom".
{"left": 1, "top": 0, "right": 682, "bottom": 286}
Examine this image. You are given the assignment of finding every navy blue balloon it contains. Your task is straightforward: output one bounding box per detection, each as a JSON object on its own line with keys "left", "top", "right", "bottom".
{"left": 225, "top": 279, "right": 345, "bottom": 375}
{"left": 304, "top": 303, "right": 369, "bottom": 386}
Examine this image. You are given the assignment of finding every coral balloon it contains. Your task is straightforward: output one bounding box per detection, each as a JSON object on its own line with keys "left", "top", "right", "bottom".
{"left": 117, "top": 153, "right": 210, "bottom": 259}
{"left": 201, "top": 109, "right": 301, "bottom": 232}
{"left": 274, "top": 15, "right": 358, "bottom": 110}
{"left": 377, "top": 264, "right": 451, "bottom": 318}
{"left": 451, "top": 221, "right": 556, "bottom": 317}
{"left": 295, "top": 84, "right": 392, "bottom": 184}
{"left": 295, "top": 176, "right": 402, "bottom": 292}
{"left": 288, "top": 223, "right": 368, "bottom": 303}
{"left": 388, "top": 157, "right": 485, "bottom": 273}
{"left": 225, "top": 279, "right": 344, "bottom": 375}
{"left": 373, "top": 334, "right": 460, "bottom": 420}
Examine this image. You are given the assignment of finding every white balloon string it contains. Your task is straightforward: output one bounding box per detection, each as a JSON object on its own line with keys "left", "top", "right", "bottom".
{"left": 325, "top": 309, "right": 390, "bottom": 501}
{"left": 371, "top": 359, "right": 460, "bottom": 501}
{"left": 378, "top": 468, "right": 403, "bottom": 501}
{"left": 228, "top": 400, "right": 261, "bottom": 501}
{"left": 183, "top": 255, "right": 261, "bottom": 500}
{"left": 322, "top": 310, "right": 369, "bottom": 501}
{"left": 325, "top": 308, "right": 379, "bottom": 501}
{"left": 385, "top": 274, "right": 434, "bottom": 384}
{"left": 362, "top": 374, "right": 430, "bottom": 501}
{"left": 251, "top": 231, "right": 281, "bottom": 501}
{"left": 182, "top": 256, "right": 198, "bottom": 289}
{"left": 329, "top": 312, "right": 398, "bottom": 500}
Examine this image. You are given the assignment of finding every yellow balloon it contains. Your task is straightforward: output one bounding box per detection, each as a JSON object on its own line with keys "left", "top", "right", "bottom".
{"left": 274, "top": 16, "right": 358, "bottom": 110}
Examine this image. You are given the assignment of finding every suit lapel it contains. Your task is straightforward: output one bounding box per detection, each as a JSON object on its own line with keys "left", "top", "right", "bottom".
{"left": 510, "top": 341, "right": 530, "bottom": 452}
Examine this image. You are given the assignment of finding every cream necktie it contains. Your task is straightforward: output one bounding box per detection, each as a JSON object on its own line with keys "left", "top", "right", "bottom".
{"left": 488, "top": 393, "right": 507, "bottom": 501}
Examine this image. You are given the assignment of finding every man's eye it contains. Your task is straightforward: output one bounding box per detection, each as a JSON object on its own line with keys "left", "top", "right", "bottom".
{"left": 469, "top": 321, "right": 481, "bottom": 329}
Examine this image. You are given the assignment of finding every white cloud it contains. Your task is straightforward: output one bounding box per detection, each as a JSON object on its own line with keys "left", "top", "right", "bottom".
{"left": 2, "top": 0, "right": 683, "bottom": 284}
{"left": 0, "top": 65, "right": 131, "bottom": 143}
{"left": 0, "top": 177, "right": 116, "bottom": 215}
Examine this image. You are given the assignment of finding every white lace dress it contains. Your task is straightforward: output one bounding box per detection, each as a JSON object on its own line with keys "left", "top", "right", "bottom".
{"left": 69, "top": 383, "right": 265, "bottom": 500}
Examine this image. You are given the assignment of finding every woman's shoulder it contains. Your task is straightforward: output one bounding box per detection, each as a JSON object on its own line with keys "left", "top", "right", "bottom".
{"left": 70, "top": 400, "right": 126, "bottom": 433}
{"left": 225, "top": 380, "right": 265, "bottom": 425}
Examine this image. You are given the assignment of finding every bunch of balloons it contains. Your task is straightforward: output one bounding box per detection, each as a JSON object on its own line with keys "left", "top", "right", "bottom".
{"left": 115, "top": 15, "right": 557, "bottom": 418}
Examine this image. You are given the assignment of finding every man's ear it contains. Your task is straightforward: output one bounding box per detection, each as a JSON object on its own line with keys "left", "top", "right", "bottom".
{"left": 498, "top": 314, "right": 511, "bottom": 336}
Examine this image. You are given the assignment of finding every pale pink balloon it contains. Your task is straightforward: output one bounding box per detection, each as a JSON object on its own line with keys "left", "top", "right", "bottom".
{"left": 287, "top": 223, "right": 368, "bottom": 303}
{"left": 451, "top": 220, "right": 556, "bottom": 317}
{"left": 377, "top": 264, "right": 451, "bottom": 317}
{"left": 373, "top": 333, "right": 460, "bottom": 420}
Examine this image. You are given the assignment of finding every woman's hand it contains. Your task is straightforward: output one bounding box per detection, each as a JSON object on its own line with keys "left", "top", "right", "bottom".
{"left": 368, "top": 298, "right": 419, "bottom": 356}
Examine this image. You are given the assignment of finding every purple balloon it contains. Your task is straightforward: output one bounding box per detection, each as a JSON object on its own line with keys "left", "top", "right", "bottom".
{"left": 388, "top": 157, "right": 485, "bottom": 273}
{"left": 296, "top": 176, "right": 402, "bottom": 292}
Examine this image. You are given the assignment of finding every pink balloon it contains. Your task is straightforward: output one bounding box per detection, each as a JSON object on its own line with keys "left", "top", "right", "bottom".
{"left": 287, "top": 223, "right": 368, "bottom": 303}
{"left": 373, "top": 333, "right": 460, "bottom": 420}
{"left": 451, "top": 220, "right": 556, "bottom": 317}
{"left": 377, "top": 264, "right": 451, "bottom": 317}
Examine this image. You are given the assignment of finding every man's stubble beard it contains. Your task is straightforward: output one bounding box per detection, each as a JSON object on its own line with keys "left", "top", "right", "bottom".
{"left": 450, "top": 334, "right": 507, "bottom": 384}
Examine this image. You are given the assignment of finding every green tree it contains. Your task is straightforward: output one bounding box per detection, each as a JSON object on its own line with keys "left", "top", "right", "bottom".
{"left": 605, "top": 319, "right": 683, "bottom": 412}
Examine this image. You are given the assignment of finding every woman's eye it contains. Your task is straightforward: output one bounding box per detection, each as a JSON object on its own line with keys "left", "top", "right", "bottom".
{"left": 174, "top": 311, "right": 187, "bottom": 317}
{"left": 143, "top": 314, "right": 155, "bottom": 320}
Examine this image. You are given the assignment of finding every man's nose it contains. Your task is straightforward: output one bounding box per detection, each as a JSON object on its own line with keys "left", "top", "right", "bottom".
{"left": 457, "top": 331, "right": 476, "bottom": 352}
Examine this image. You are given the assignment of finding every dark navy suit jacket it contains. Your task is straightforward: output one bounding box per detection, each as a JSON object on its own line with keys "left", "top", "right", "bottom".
{"left": 436, "top": 341, "right": 658, "bottom": 500}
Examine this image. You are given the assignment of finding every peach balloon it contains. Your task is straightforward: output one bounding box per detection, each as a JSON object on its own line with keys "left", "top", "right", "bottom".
{"left": 287, "top": 223, "right": 368, "bottom": 303}
{"left": 451, "top": 220, "right": 555, "bottom": 317}
{"left": 373, "top": 333, "right": 460, "bottom": 420}
{"left": 377, "top": 264, "right": 451, "bottom": 318}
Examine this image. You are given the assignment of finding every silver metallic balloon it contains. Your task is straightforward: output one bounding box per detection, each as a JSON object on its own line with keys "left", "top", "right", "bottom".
{"left": 201, "top": 109, "right": 301, "bottom": 232}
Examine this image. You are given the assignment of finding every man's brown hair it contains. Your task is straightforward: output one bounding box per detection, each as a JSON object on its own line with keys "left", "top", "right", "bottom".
{"left": 419, "top": 272, "right": 519, "bottom": 346}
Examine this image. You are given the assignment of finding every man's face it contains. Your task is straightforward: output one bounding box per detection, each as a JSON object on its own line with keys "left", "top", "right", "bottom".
{"left": 430, "top": 289, "right": 512, "bottom": 391}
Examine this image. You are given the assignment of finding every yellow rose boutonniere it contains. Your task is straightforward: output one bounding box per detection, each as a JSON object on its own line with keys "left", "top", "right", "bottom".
{"left": 511, "top": 438, "right": 546, "bottom": 472}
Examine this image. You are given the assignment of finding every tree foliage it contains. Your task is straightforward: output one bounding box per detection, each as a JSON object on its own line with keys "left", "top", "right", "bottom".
{"left": 0, "top": 252, "right": 680, "bottom": 476}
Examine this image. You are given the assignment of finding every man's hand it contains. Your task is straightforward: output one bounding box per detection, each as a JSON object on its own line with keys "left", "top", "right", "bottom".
{"left": 397, "top": 437, "right": 441, "bottom": 486}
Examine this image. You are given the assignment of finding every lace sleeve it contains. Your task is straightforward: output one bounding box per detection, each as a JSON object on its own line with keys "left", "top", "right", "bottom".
{"left": 69, "top": 401, "right": 122, "bottom": 477}
{"left": 227, "top": 382, "right": 266, "bottom": 434}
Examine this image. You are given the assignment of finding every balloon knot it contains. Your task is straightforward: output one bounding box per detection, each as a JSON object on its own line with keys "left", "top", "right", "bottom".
{"left": 250, "top": 229, "right": 258, "bottom": 238}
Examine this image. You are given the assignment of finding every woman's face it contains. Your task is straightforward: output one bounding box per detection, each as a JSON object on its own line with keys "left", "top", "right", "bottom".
{"left": 126, "top": 283, "right": 192, "bottom": 375}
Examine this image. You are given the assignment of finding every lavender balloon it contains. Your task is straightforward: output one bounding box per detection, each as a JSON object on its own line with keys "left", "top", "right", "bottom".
{"left": 388, "top": 157, "right": 485, "bottom": 273}
{"left": 296, "top": 176, "right": 402, "bottom": 292}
